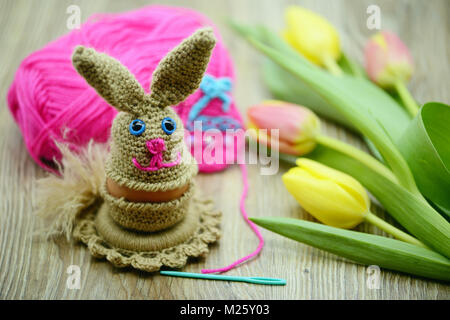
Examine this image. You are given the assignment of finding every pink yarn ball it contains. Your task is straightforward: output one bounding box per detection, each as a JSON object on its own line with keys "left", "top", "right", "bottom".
{"left": 7, "top": 5, "right": 242, "bottom": 172}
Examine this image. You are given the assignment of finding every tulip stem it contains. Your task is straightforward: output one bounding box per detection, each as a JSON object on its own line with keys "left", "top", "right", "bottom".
{"left": 365, "top": 212, "right": 427, "bottom": 248}
{"left": 394, "top": 80, "right": 419, "bottom": 117}
{"left": 316, "top": 135, "right": 398, "bottom": 185}
{"left": 323, "top": 55, "right": 343, "bottom": 76}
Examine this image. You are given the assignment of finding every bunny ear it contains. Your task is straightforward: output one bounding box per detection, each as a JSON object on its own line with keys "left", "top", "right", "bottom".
{"left": 149, "top": 28, "right": 216, "bottom": 108}
{"left": 72, "top": 46, "right": 146, "bottom": 114}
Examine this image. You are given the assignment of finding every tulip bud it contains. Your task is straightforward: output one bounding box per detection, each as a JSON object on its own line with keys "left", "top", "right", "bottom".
{"left": 283, "top": 6, "right": 341, "bottom": 70}
{"left": 364, "top": 31, "right": 414, "bottom": 88}
{"left": 247, "top": 100, "right": 320, "bottom": 156}
{"left": 282, "top": 158, "right": 369, "bottom": 229}
{"left": 282, "top": 158, "right": 426, "bottom": 247}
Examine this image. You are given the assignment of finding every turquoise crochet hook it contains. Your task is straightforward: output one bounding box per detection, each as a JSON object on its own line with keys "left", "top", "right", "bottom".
{"left": 160, "top": 271, "right": 286, "bottom": 286}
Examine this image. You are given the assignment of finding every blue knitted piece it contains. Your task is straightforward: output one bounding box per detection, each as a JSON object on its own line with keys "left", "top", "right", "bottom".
{"left": 188, "top": 74, "right": 232, "bottom": 122}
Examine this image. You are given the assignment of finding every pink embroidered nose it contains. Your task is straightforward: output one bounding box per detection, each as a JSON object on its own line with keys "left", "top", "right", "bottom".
{"left": 132, "top": 137, "right": 181, "bottom": 172}
{"left": 146, "top": 138, "right": 166, "bottom": 155}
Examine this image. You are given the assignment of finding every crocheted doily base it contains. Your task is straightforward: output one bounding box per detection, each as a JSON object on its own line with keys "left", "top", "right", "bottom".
{"left": 73, "top": 196, "right": 221, "bottom": 272}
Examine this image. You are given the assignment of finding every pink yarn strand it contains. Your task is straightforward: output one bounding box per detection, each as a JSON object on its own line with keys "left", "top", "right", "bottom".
{"left": 201, "top": 163, "right": 264, "bottom": 274}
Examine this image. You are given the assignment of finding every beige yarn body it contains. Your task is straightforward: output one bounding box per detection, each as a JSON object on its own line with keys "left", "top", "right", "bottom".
{"left": 68, "top": 28, "right": 221, "bottom": 272}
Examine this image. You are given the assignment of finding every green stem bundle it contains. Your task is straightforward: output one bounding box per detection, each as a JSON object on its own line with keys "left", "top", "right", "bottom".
{"left": 365, "top": 212, "right": 426, "bottom": 248}
{"left": 316, "top": 134, "right": 398, "bottom": 184}
{"left": 394, "top": 80, "right": 419, "bottom": 117}
{"left": 322, "top": 55, "right": 343, "bottom": 76}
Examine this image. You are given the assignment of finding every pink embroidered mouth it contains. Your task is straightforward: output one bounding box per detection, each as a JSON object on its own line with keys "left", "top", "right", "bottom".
{"left": 132, "top": 152, "right": 181, "bottom": 172}
{"left": 132, "top": 138, "right": 181, "bottom": 172}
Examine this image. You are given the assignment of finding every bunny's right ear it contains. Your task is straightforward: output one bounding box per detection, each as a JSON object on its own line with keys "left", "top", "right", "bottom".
{"left": 149, "top": 28, "right": 216, "bottom": 108}
{"left": 72, "top": 46, "right": 146, "bottom": 115}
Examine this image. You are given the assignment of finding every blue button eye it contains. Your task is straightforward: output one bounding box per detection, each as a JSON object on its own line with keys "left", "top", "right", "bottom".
{"left": 129, "top": 119, "right": 145, "bottom": 136}
{"left": 162, "top": 117, "right": 176, "bottom": 135}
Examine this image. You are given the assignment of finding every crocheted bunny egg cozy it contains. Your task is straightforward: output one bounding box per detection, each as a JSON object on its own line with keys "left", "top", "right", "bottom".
{"left": 71, "top": 28, "right": 221, "bottom": 272}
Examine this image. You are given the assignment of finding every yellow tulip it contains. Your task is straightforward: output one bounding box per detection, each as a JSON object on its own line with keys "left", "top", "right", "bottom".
{"left": 283, "top": 6, "right": 341, "bottom": 74}
{"left": 282, "top": 158, "right": 426, "bottom": 247}
{"left": 283, "top": 158, "right": 368, "bottom": 229}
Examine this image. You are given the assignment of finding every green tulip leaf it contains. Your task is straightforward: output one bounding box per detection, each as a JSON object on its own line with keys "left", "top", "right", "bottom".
{"left": 264, "top": 58, "right": 387, "bottom": 162}
{"left": 250, "top": 216, "right": 450, "bottom": 282}
{"left": 230, "top": 21, "right": 313, "bottom": 66}
{"left": 232, "top": 21, "right": 349, "bottom": 125}
{"left": 398, "top": 102, "right": 450, "bottom": 218}
{"left": 263, "top": 60, "right": 356, "bottom": 130}
{"left": 263, "top": 59, "right": 385, "bottom": 162}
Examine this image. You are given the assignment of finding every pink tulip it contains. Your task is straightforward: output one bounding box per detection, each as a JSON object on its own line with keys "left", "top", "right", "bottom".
{"left": 364, "top": 31, "right": 414, "bottom": 88}
{"left": 247, "top": 100, "right": 320, "bottom": 156}
{"left": 365, "top": 31, "right": 419, "bottom": 116}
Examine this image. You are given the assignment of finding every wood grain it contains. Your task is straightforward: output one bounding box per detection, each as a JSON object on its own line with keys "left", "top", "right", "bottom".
{"left": 0, "top": 0, "right": 449, "bottom": 300}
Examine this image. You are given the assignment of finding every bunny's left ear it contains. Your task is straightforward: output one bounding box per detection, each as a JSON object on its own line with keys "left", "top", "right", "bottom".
{"left": 72, "top": 46, "right": 147, "bottom": 115}
{"left": 149, "top": 28, "right": 216, "bottom": 108}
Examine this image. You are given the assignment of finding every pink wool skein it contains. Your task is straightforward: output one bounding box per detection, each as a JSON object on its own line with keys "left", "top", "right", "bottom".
{"left": 7, "top": 5, "right": 242, "bottom": 172}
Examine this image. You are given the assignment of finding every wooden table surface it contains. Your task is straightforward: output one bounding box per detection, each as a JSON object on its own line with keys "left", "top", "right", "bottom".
{"left": 0, "top": 0, "right": 449, "bottom": 300}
